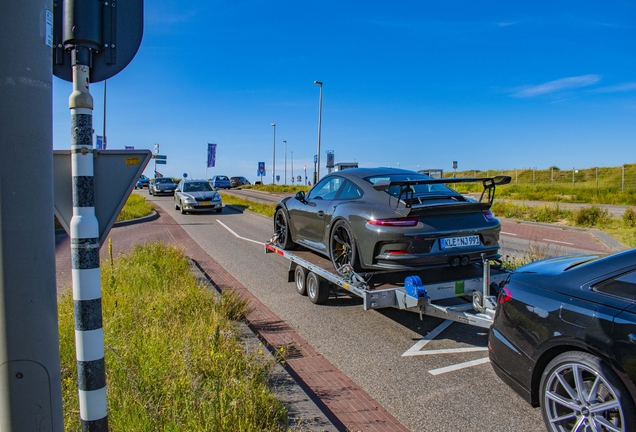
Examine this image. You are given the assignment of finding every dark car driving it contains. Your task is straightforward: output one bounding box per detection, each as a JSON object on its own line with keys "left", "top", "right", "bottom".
{"left": 230, "top": 176, "right": 251, "bottom": 188}
{"left": 489, "top": 248, "right": 636, "bottom": 432}
{"left": 149, "top": 177, "right": 177, "bottom": 196}
{"left": 273, "top": 167, "right": 510, "bottom": 275}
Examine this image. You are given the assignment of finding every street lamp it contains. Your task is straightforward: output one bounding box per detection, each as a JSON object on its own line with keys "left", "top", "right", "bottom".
{"left": 283, "top": 140, "right": 287, "bottom": 185}
{"left": 314, "top": 81, "right": 323, "bottom": 184}
{"left": 291, "top": 151, "right": 294, "bottom": 185}
{"left": 270, "top": 123, "right": 276, "bottom": 184}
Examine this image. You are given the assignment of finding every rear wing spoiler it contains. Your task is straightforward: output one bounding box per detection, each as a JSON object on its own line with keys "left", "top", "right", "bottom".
{"left": 372, "top": 175, "right": 512, "bottom": 208}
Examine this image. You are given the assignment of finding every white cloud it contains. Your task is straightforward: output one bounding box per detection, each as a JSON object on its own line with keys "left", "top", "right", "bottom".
{"left": 512, "top": 74, "right": 602, "bottom": 97}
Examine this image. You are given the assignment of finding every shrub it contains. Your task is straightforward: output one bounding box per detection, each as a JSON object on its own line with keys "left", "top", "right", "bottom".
{"left": 571, "top": 206, "right": 611, "bottom": 227}
{"left": 623, "top": 207, "right": 636, "bottom": 228}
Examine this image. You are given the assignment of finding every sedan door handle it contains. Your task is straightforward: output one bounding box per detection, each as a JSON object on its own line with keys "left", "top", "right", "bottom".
{"left": 629, "top": 334, "right": 636, "bottom": 344}
{"left": 317, "top": 211, "right": 324, "bottom": 217}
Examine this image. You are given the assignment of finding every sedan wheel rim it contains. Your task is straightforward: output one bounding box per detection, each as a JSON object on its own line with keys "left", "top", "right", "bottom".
{"left": 544, "top": 363, "right": 625, "bottom": 432}
{"left": 275, "top": 214, "right": 287, "bottom": 244}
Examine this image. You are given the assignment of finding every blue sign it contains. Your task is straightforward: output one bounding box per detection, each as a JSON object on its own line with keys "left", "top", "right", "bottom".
{"left": 183, "top": 173, "right": 188, "bottom": 178}
{"left": 155, "top": 155, "right": 167, "bottom": 160}
{"left": 96, "top": 135, "right": 103, "bottom": 150}
{"left": 326, "top": 152, "right": 335, "bottom": 169}
{"left": 314, "top": 155, "right": 318, "bottom": 164}
{"left": 125, "top": 146, "right": 134, "bottom": 150}
{"left": 257, "top": 170, "right": 266, "bottom": 177}
{"left": 156, "top": 160, "right": 167, "bottom": 164}
{"left": 258, "top": 161, "right": 265, "bottom": 173}
{"left": 207, "top": 143, "right": 217, "bottom": 168}
{"left": 276, "top": 175, "right": 280, "bottom": 183}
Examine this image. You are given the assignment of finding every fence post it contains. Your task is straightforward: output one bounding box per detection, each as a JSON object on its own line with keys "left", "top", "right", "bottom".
{"left": 532, "top": 168, "right": 535, "bottom": 187}
{"left": 551, "top": 168, "right": 554, "bottom": 186}
{"left": 623, "top": 165, "right": 625, "bottom": 192}
{"left": 572, "top": 168, "right": 575, "bottom": 187}
{"left": 515, "top": 169, "right": 518, "bottom": 185}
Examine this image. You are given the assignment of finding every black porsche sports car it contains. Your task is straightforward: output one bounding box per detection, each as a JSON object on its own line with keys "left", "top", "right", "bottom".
{"left": 273, "top": 167, "right": 510, "bottom": 274}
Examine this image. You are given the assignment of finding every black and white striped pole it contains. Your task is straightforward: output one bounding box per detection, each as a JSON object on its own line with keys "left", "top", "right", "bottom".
{"left": 69, "top": 62, "right": 108, "bottom": 431}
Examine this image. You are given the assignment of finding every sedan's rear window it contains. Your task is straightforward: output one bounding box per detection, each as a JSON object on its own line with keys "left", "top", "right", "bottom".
{"left": 593, "top": 271, "right": 636, "bottom": 301}
{"left": 364, "top": 174, "right": 458, "bottom": 198}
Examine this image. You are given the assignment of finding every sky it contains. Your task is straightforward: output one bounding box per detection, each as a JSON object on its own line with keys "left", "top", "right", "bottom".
{"left": 52, "top": 0, "right": 636, "bottom": 184}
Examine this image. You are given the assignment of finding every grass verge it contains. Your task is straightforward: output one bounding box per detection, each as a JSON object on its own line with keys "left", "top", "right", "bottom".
{"left": 59, "top": 242, "right": 288, "bottom": 431}
{"left": 220, "top": 193, "right": 277, "bottom": 218}
{"left": 116, "top": 192, "right": 155, "bottom": 221}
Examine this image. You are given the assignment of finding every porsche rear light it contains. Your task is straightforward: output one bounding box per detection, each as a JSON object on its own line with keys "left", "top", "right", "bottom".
{"left": 497, "top": 286, "right": 512, "bottom": 305}
{"left": 483, "top": 210, "right": 496, "bottom": 222}
{"left": 368, "top": 217, "right": 418, "bottom": 227}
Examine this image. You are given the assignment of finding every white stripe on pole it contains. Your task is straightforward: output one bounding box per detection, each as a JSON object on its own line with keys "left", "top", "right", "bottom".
{"left": 78, "top": 388, "right": 108, "bottom": 421}
{"left": 72, "top": 268, "right": 102, "bottom": 300}
{"left": 74, "top": 329, "right": 105, "bottom": 362}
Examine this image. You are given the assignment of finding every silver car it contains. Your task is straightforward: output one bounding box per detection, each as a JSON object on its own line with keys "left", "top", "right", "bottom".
{"left": 149, "top": 177, "right": 178, "bottom": 196}
{"left": 174, "top": 179, "right": 222, "bottom": 214}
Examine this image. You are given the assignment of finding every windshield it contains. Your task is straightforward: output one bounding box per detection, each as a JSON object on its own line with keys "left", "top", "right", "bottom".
{"left": 216, "top": 176, "right": 229, "bottom": 181}
{"left": 183, "top": 182, "right": 213, "bottom": 192}
{"left": 155, "top": 178, "right": 173, "bottom": 184}
{"left": 364, "top": 174, "right": 457, "bottom": 198}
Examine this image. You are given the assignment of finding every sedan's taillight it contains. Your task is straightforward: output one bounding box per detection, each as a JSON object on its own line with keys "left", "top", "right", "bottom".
{"left": 483, "top": 210, "right": 496, "bottom": 222}
{"left": 497, "top": 286, "right": 513, "bottom": 305}
{"left": 368, "top": 217, "right": 418, "bottom": 227}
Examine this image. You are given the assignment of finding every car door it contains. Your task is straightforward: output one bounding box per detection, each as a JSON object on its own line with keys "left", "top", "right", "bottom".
{"left": 289, "top": 176, "right": 344, "bottom": 251}
{"left": 605, "top": 271, "right": 636, "bottom": 386}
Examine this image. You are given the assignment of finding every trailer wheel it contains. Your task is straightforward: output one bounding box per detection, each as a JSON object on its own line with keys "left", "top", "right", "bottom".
{"left": 307, "top": 272, "right": 329, "bottom": 304}
{"left": 294, "top": 265, "right": 307, "bottom": 296}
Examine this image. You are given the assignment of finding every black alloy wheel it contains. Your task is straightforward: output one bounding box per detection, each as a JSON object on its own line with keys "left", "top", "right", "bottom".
{"left": 330, "top": 220, "right": 359, "bottom": 275}
{"left": 274, "top": 208, "right": 296, "bottom": 250}
{"left": 540, "top": 351, "right": 636, "bottom": 432}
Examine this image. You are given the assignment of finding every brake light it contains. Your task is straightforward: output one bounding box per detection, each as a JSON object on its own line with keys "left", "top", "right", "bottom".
{"left": 483, "top": 210, "right": 496, "bottom": 222}
{"left": 368, "top": 217, "right": 418, "bottom": 227}
{"left": 497, "top": 286, "right": 512, "bottom": 305}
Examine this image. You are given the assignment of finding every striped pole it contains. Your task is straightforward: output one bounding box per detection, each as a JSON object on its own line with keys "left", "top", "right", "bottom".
{"left": 69, "top": 63, "right": 108, "bottom": 431}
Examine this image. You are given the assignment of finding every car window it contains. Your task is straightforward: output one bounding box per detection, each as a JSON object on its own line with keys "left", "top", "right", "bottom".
{"left": 365, "top": 174, "right": 456, "bottom": 197}
{"left": 336, "top": 180, "right": 363, "bottom": 200}
{"left": 594, "top": 271, "right": 636, "bottom": 301}
{"left": 183, "top": 182, "right": 213, "bottom": 192}
{"left": 156, "top": 178, "right": 172, "bottom": 184}
{"left": 307, "top": 177, "right": 344, "bottom": 200}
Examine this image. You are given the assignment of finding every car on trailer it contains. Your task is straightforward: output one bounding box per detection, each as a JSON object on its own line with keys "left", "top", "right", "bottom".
{"left": 489, "top": 248, "right": 636, "bottom": 432}
{"left": 272, "top": 167, "right": 510, "bottom": 275}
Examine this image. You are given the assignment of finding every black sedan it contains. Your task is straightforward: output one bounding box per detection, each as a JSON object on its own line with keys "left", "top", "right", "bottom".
{"left": 273, "top": 167, "right": 510, "bottom": 274}
{"left": 149, "top": 177, "right": 177, "bottom": 196}
{"left": 489, "top": 248, "right": 636, "bottom": 431}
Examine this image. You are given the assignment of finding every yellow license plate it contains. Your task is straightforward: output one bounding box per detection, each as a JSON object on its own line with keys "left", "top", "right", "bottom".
{"left": 199, "top": 202, "right": 211, "bottom": 206}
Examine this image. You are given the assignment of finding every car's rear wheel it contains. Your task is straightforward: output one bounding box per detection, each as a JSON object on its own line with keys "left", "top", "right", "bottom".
{"left": 294, "top": 265, "right": 307, "bottom": 296}
{"left": 540, "top": 351, "right": 636, "bottom": 432}
{"left": 330, "top": 220, "right": 360, "bottom": 275}
{"left": 274, "top": 208, "right": 297, "bottom": 250}
{"left": 306, "top": 272, "right": 329, "bottom": 304}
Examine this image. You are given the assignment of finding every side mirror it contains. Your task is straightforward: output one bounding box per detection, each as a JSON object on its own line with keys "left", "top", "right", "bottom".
{"left": 295, "top": 191, "right": 306, "bottom": 202}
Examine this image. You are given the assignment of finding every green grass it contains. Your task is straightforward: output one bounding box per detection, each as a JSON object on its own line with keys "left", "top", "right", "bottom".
{"left": 220, "top": 192, "right": 277, "bottom": 218}
{"left": 59, "top": 242, "right": 288, "bottom": 431}
{"left": 116, "top": 193, "right": 155, "bottom": 221}
{"left": 245, "top": 184, "right": 310, "bottom": 194}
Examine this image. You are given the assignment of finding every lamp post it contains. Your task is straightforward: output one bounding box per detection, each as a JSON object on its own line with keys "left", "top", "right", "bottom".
{"left": 283, "top": 140, "right": 287, "bottom": 185}
{"left": 291, "top": 150, "right": 294, "bottom": 185}
{"left": 270, "top": 123, "right": 276, "bottom": 184}
{"left": 304, "top": 165, "right": 307, "bottom": 185}
{"left": 314, "top": 81, "right": 323, "bottom": 184}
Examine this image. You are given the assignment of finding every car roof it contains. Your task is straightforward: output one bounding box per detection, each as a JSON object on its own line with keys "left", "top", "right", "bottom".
{"left": 326, "top": 167, "right": 424, "bottom": 180}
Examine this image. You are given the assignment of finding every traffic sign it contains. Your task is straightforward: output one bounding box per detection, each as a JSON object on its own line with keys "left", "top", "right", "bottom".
{"left": 156, "top": 160, "right": 167, "bottom": 164}
{"left": 52, "top": 0, "right": 144, "bottom": 83}
{"left": 53, "top": 149, "right": 152, "bottom": 246}
{"left": 155, "top": 155, "right": 167, "bottom": 160}
{"left": 258, "top": 162, "right": 265, "bottom": 174}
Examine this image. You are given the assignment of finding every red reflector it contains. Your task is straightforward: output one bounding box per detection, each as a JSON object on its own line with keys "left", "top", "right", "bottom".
{"left": 368, "top": 217, "right": 418, "bottom": 227}
{"left": 483, "top": 210, "right": 496, "bottom": 222}
{"left": 387, "top": 250, "right": 410, "bottom": 255}
{"left": 497, "top": 287, "right": 512, "bottom": 305}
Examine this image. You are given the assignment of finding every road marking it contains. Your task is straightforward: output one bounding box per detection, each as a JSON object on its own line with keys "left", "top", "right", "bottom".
{"left": 429, "top": 357, "right": 490, "bottom": 376}
{"left": 402, "top": 320, "right": 453, "bottom": 356}
{"left": 500, "top": 231, "right": 517, "bottom": 236}
{"left": 406, "top": 347, "right": 488, "bottom": 356}
{"left": 542, "top": 238, "right": 574, "bottom": 245}
{"left": 217, "top": 220, "right": 264, "bottom": 245}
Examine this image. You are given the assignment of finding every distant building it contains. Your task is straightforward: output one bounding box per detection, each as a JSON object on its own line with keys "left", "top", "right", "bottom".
{"left": 334, "top": 162, "right": 359, "bottom": 171}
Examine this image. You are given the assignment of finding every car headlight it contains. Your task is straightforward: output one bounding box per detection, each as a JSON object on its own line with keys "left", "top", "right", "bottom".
{"left": 183, "top": 196, "right": 196, "bottom": 203}
{"left": 212, "top": 194, "right": 221, "bottom": 202}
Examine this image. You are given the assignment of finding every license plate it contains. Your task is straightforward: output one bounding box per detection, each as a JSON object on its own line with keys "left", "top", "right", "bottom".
{"left": 199, "top": 202, "right": 211, "bottom": 206}
{"left": 440, "top": 235, "right": 480, "bottom": 249}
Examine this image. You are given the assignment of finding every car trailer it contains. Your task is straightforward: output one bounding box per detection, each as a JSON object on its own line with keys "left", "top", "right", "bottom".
{"left": 265, "top": 242, "right": 510, "bottom": 329}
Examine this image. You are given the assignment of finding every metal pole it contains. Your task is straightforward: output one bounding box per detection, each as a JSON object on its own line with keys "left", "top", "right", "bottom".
{"left": 283, "top": 140, "right": 287, "bottom": 185}
{"left": 103, "top": 80, "right": 107, "bottom": 149}
{"left": 314, "top": 81, "right": 323, "bottom": 184}
{"left": 304, "top": 166, "right": 307, "bottom": 186}
{"left": 69, "top": 62, "right": 108, "bottom": 430}
{"left": 271, "top": 124, "right": 276, "bottom": 184}
{"left": 572, "top": 168, "right": 575, "bottom": 187}
{"left": 291, "top": 151, "right": 294, "bottom": 185}
{"left": 0, "top": 1, "right": 64, "bottom": 429}
{"left": 154, "top": 143, "right": 158, "bottom": 178}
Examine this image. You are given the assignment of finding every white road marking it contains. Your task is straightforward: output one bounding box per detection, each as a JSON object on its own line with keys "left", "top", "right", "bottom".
{"left": 407, "top": 347, "right": 488, "bottom": 356}
{"left": 429, "top": 357, "right": 491, "bottom": 376}
{"left": 402, "top": 320, "right": 453, "bottom": 356}
{"left": 217, "top": 220, "right": 264, "bottom": 245}
{"left": 542, "top": 238, "right": 574, "bottom": 245}
{"left": 500, "top": 231, "right": 517, "bottom": 236}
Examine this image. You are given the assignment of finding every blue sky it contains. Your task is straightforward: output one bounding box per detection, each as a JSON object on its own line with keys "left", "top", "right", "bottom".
{"left": 53, "top": 1, "right": 636, "bottom": 183}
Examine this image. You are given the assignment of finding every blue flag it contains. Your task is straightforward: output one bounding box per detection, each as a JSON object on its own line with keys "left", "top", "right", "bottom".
{"left": 207, "top": 143, "right": 217, "bottom": 168}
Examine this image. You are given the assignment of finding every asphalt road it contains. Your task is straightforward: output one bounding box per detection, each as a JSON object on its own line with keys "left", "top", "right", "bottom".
{"left": 144, "top": 192, "right": 614, "bottom": 432}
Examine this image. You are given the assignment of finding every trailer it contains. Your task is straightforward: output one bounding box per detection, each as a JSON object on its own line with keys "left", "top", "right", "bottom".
{"left": 265, "top": 242, "right": 510, "bottom": 328}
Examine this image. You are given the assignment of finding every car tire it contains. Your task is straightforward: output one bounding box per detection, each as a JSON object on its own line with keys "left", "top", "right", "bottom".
{"left": 215, "top": 207, "right": 222, "bottom": 213}
{"left": 179, "top": 200, "right": 186, "bottom": 214}
{"left": 148, "top": 188, "right": 152, "bottom": 195}
{"left": 329, "top": 220, "right": 360, "bottom": 275}
{"left": 294, "top": 265, "right": 307, "bottom": 296}
{"left": 306, "top": 272, "right": 329, "bottom": 304}
{"left": 274, "top": 208, "right": 297, "bottom": 250}
{"left": 539, "top": 351, "right": 636, "bottom": 432}
{"left": 174, "top": 199, "right": 179, "bottom": 210}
